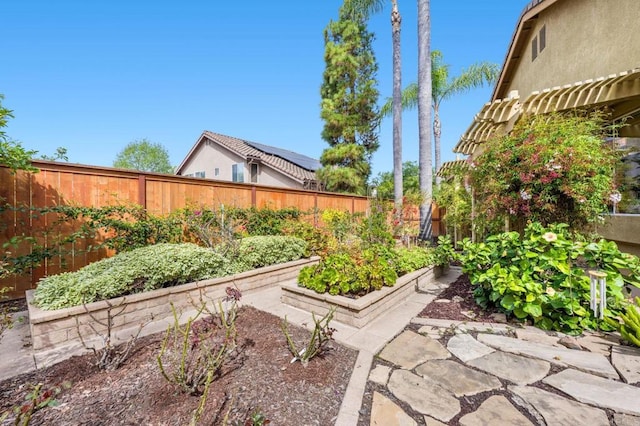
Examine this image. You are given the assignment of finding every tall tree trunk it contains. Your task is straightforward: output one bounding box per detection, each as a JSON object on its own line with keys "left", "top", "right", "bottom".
{"left": 433, "top": 104, "right": 441, "bottom": 185}
{"left": 417, "top": 0, "right": 432, "bottom": 242}
{"left": 391, "top": 0, "right": 403, "bottom": 223}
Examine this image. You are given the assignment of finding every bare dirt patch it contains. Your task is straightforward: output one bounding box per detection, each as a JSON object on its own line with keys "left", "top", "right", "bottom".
{"left": 0, "top": 306, "right": 357, "bottom": 425}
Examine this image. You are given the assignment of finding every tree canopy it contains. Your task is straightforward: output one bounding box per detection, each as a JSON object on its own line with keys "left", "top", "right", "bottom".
{"left": 113, "top": 139, "right": 173, "bottom": 174}
{"left": 0, "top": 95, "right": 37, "bottom": 174}
{"left": 318, "top": 4, "right": 380, "bottom": 194}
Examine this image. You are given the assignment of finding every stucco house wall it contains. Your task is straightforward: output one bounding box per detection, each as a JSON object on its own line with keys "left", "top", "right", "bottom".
{"left": 179, "top": 141, "right": 303, "bottom": 188}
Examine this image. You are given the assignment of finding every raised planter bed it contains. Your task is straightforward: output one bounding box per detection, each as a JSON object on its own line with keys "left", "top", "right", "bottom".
{"left": 26, "top": 257, "right": 320, "bottom": 353}
{"left": 281, "top": 265, "right": 445, "bottom": 328}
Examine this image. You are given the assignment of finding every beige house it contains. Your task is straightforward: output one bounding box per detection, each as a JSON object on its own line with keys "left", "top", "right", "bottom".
{"left": 176, "top": 131, "right": 320, "bottom": 190}
{"left": 452, "top": 0, "right": 640, "bottom": 254}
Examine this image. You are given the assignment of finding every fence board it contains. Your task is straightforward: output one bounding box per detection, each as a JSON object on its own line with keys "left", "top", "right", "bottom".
{"left": 1, "top": 161, "right": 443, "bottom": 298}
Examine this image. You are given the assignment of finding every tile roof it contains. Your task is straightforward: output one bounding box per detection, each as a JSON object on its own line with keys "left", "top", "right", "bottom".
{"left": 200, "top": 131, "right": 318, "bottom": 183}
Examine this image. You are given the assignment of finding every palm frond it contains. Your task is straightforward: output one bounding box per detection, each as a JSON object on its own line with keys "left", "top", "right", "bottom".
{"left": 441, "top": 62, "right": 500, "bottom": 101}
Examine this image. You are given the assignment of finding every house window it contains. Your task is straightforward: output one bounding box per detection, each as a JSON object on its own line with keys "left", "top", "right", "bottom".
{"left": 194, "top": 171, "right": 205, "bottom": 178}
{"left": 250, "top": 163, "right": 259, "bottom": 183}
{"left": 214, "top": 168, "right": 220, "bottom": 177}
{"left": 539, "top": 25, "right": 546, "bottom": 52}
{"left": 531, "top": 36, "right": 538, "bottom": 61}
{"left": 232, "top": 163, "right": 244, "bottom": 183}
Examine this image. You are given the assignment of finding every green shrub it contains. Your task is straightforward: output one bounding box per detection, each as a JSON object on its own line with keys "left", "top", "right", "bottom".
{"left": 298, "top": 252, "right": 357, "bottom": 295}
{"left": 459, "top": 222, "right": 640, "bottom": 333}
{"left": 233, "top": 236, "right": 307, "bottom": 271}
{"left": 229, "top": 206, "right": 301, "bottom": 236}
{"left": 33, "top": 244, "right": 231, "bottom": 310}
{"left": 282, "top": 219, "right": 331, "bottom": 258}
{"left": 298, "top": 244, "right": 398, "bottom": 296}
{"left": 396, "top": 247, "right": 434, "bottom": 275}
{"left": 432, "top": 235, "right": 456, "bottom": 267}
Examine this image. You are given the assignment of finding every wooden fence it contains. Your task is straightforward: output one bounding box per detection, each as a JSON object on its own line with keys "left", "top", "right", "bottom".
{"left": 0, "top": 160, "right": 443, "bottom": 298}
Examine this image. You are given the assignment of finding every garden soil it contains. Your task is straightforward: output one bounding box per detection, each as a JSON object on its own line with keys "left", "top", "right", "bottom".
{"left": 0, "top": 306, "right": 357, "bottom": 425}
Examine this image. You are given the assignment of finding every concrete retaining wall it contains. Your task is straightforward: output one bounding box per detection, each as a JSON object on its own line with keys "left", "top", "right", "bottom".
{"left": 281, "top": 265, "right": 442, "bottom": 328}
{"left": 26, "top": 257, "right": 319, "bottom": 353}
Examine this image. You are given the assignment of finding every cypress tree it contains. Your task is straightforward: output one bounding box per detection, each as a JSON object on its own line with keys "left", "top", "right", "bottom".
{"left": 318, "top": 6, "right": 380, "bottom": 194}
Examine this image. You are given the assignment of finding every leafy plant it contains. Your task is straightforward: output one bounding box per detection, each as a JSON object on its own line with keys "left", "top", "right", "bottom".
{"left": 321, "top": 209, "right": 356, "bottom": 243}
{"left": 395, "top": 246, "right": 434, "bottom": 275}
{"left": 359, "top": 199, "right": 394, "bottom": 249}
{"left": 606, "top": 297, "right": 640, "bottom": 347}
{"left": 469, "top": 112, "right": 621, "bottom": 235}
{"left": 459, "top": 222, "right": 640, "bottom": 333}
{"left": 33, "top": 244, "right": 231, "bottom": 310}
{"left": 431, "top": 235, "right": 456, "bottom": 267}
{"left": 229, "top": 206, "right": 300, "bottom": 236}
{"left": 298, "top": 252, "right": 357, "bottom": 295}
{"left": 354, "top": 245, "right": 398, "bottom": 293}
{"left": 157, "top": 288, "right": 241, "bottom": 425}
{"left": 281, "top": 306, "right": 336, "bottom": 366}
{"left": 281, "top": 219, "right": 331, "bottom": 258}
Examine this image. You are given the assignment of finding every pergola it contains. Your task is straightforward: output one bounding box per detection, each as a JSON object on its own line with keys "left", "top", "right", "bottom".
{"left": 454, "top": 68, "right": 640, "bottom": 156}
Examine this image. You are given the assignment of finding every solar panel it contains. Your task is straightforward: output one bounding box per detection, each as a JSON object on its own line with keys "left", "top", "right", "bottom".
{"left": 245, "top": 141, "right": 321, "bottom": 172}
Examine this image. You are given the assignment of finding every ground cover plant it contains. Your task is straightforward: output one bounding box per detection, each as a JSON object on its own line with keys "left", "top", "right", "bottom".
{"left": 459, "top": 222, "right": 640, "bottom": 333}
{"left": 33, "top": 236, "right": 307, "bottom": 310}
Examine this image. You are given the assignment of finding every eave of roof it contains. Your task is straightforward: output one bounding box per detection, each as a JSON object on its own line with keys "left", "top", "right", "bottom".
{"left": 456, "top": 68, "right": 640, "bottom": 155}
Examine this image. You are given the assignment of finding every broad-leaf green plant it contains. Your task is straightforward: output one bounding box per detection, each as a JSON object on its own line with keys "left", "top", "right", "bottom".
{"left": 459, "top": 222, "right": 640, "bottom": 333}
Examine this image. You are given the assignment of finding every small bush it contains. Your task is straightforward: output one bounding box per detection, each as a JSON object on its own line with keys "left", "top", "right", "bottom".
{"left": 229, "top": 206, "right": 301, "bottom": 236}
{"left": 233, "top": 236, "right": 307, "bottom": 271}
{"left": 281, "top": 219, "right": 331, "bottom": 258}
{"left": 298, "top": 244, "right": 398, "bottom": 296}
{"left": 395, "top": 247, "right": 434, "bottom": 275}
{"left": 33, "top": 244, "right": 231, "bottom": 310}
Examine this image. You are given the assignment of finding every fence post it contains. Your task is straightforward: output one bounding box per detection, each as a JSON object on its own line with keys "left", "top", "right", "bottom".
{"left": 251, "top": 186, "right": 257, "bottom": 207}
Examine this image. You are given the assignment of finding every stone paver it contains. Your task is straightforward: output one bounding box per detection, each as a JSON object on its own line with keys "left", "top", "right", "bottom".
{"left": 543, "top": 368, "right": 640, "bottom": 416}
{"left": 477, "top": 333, "right": 619, "bottom": 379}
{"left": 458, "top": 395, "right": 533, "bottom": 426}
{"left": 369, "top": 365, "right": 392, "bottom": 385}
{"left": 379, "top": 330, "right": 449, "bottom": 369}
{"left": 370, "top": 391, "right": 416, "bottom": 426}
{"left": 388, "top": 369, "right": 460, "bottom": 422}
{"left": 415, "top": 360, "right": 502, "bottom": 397}
{"left": 614, "top": 413, "right": 640, "bottom": 426}
{"left": 577, "top": 332, "right": 618, "bottom": 356}
{"left": 423, "top": 417, "right": 447, "bottom": 426}
{"left": 467, "top": 351, "right": 550, "bottom": 385}
{"left": 514, "top": 329, "right": 562, "bottom": 346}
{"left": 611, "top": 345, "right": 640, "bottom": 384}
{"left": 417, "top": 325, "right": 444, "bottom": 340}
{"left": 446, "top": 333, "right": 495, "bottom": 362}
{"left": 509, "top": 385, "right": 609, "bottom": 426}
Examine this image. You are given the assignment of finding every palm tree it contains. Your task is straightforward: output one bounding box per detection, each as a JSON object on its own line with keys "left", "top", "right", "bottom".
{"left": 345, "top": 0, "right": 403, "bottom": 213}
{"left": 417, "top": 0, "right": 432, "bottom": 241}
{"left": 382, "top": 51, "right": 499, "bottom": 181}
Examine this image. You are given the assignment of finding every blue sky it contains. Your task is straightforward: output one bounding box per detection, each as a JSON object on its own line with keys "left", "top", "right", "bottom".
{"left": 1, "top": 1, "right": 529, "bottom": 177}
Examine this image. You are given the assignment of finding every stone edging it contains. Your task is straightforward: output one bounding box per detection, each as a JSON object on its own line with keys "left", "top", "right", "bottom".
{"left": 26, "top": 257, "right": 320, "bottom": 353}
{"left": 281, "top": 265, "right": 442, "bottom": 328}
